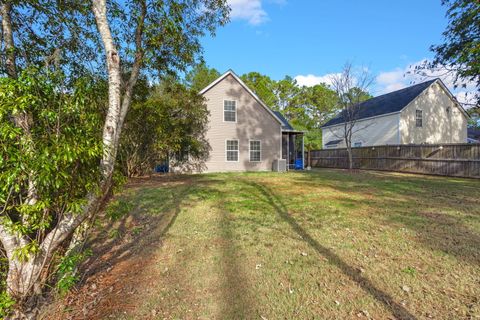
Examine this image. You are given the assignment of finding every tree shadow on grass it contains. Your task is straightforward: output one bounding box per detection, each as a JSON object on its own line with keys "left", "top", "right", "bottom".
{"left": 293, "top": 170, "right": 480, "bottom": 266}
{"left": 80, "top": 175, "right": 195, "bottom": 284}
{"left": 243, "top": 180, "right": 417, "bottom": 320}
{"left": 218, "top": 208, "right": 256, "bottom": 319}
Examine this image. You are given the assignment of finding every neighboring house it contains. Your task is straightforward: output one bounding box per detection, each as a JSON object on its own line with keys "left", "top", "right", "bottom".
{"left": 468, "top": 128, "right": 480, "bottom": 143}
{"left": 322, "top": 79, "right": 469, "bottom": 149}
{"left": 175, "top": 70, "right": 304, "bottom": 173}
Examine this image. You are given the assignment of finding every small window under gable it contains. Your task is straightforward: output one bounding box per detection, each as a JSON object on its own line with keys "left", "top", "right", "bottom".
{"left": 224, "top": 100, "right": 236, "bottom": 122}
{"left": 416, "top": 109, "right": 423, "bottom": 128}
{"left": 354, "top": 142, "right": 362, "bottom": 148}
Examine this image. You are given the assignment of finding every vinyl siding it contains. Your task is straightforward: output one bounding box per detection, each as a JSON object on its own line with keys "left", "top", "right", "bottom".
{"left": 322, "top": 112, "right": 400, "bottom": 148}
{"left": 400, "top": 82, "right": 468, "bottom": 144}
{"left": 201, "top": 74, "right": 282, "bottom": 172}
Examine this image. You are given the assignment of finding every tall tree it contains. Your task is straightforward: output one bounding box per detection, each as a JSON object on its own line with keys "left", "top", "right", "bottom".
{"left": 119, "top": 78, "right": 210, "bottom": 177}
{"left": 431, "top": 0, "right": 479, "bottom": 107}
{"left": 329, "top": 63, "right": 374, "bottom": 170}
{"left": 0, "top": 0, "right": 229, "bottom": 316}
{"left": 241, "top": 72, "right": 277, "bottom": 108}
{"left": 274, "top": 76, "right": 302, "bottom": 118}
{"left": 185, "top": 62, "right": 220, "bottom": 92}
{"left": 294, "top": 83, "right": 339, "bottom": 165}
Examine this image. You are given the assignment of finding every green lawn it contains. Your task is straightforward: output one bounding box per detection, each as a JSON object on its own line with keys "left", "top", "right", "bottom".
{"left": 44, "top": 169, "right": 480, "bottom": 320}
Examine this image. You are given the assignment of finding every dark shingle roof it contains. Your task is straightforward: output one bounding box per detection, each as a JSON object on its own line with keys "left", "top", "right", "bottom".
{"left": 274, "top": 111, "right": 295, "bottom": 131}
{"left": 322, "top": 79, "right": 437, "bottom": 127}
{"left": 325, "top": 139, "right": 343, "bottom": 146}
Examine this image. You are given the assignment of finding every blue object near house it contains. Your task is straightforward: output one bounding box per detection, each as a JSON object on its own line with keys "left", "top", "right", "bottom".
{"left": 294, "top": 158, "right": 303, "bottom": 170}
{"left": 155, "top": 164, "right": 169, "bottom": 173}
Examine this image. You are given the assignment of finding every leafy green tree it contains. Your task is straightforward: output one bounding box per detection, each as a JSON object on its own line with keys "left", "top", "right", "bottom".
{"left": 468, "top": 108, "right": 480, "bottom": 128}
{"left": 241, "top": 73, "right": 339, "bottom": 153}
{"left": 185, "top": 62, "right": 221, "bottom": 92}
{"left": 297, "top": 84, "right": 339, "bottom": 127}
{"left": 241, "top": 72, "right": 277, "bottom": 107}
{"left": 274, "top": 76, "right": 302, "bottom": 118}
{"left": 0, "top": 1, "right": 100, "bottom": 78}
{"left": 0, "top": 0, "right": 229, "bottom": 315}
{"left": 294, "top": 84, "right": 339, "bottom": 154}
{"left": 431, "top": 0, "right": 479, "bottom": 105}
{"left": 0, "top": 70, "right": 103, "bottom": 315}
{"left": 119, "top": 79, "right": 210, "bottom": 177}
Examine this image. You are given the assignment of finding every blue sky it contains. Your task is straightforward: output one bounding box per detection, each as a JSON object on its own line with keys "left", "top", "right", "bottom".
{"left": 200, "top": 0, "right": 475, "bottom": 103}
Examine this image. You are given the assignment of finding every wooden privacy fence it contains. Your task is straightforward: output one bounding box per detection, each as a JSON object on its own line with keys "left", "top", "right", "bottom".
{"left": 309, "top": 143, "right": 480, "bottom": 178}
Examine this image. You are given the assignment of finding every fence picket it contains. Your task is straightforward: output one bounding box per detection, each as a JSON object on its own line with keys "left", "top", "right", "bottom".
{"left": 308, "top": 143, "right": 480, "bottom": 178}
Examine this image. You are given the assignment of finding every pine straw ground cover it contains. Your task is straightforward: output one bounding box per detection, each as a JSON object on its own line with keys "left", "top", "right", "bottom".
{"left": 41, "top": 169, "right": 480, "bottom": 320}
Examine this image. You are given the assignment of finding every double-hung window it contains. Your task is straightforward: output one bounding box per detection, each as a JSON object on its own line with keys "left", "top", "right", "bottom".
{"left": 226, "top": 140, "right": 239, "bottom": 162}
{"left": 249, "top": 140, "right": 261, "bottom": 162}
{"left": 416, "top": 110, "right": 423, "bottom": 127}
{"left": 224, "top": 100, "right": 236, "bottom": 122}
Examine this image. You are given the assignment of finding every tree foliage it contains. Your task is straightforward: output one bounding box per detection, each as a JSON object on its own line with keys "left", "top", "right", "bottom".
{"left": 185, "top": 62, "right": 221, "bottom": 92}
{"left": 241, "top": 72, "right": 278, "bottom": 108}
{"left": 0, "top": 0, "right": 230, "bottom": 315}
{"left": 429, "top": 0, "right": 480, "bottom": 106}
{"left": 432, "top": 1, "right": 480, "bottom": 85}
{"left": 0, "top": 69, "right": 103, "bottom": 302}
{"left": 119, "top": 78, "right": 210, "bottom": 177}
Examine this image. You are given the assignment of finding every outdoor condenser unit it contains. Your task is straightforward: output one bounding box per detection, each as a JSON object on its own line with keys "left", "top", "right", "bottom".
{"left": 272, "top": 159, "right": 287, "bottom": 172}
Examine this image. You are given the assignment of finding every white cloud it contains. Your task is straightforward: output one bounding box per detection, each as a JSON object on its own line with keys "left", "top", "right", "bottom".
{"left": 228, "top": 0, "right": 268, "bottom": 25}
{"left": 294, "top": 73, "right": 340, "bottom": 87}
{"left": 296, "top": 60, "right": 478, "bottom": 107}
{"left": 376, "top": 59, "right": 478, "bottom": 106}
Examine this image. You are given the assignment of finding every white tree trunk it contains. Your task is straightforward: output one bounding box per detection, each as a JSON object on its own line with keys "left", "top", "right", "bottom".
{"left": 0, "top": 1, "right": 144, "bottom": 316}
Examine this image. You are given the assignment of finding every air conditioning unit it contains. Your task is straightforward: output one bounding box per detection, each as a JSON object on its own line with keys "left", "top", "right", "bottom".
{"left": 272, "top": 159, "right": 287, "bottom": 172}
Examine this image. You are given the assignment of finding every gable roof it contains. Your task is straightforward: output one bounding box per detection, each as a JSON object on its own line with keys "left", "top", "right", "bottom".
{"left": 322, "top": 79, "right": 438, "bottom": 128}
{"left": 325, "top": 139, "right": 343, "bottom": 146}
{"left": 273, "top": 111, "right": 294, "bottom": 131}
{"left": 199, "top": 70, "right": 283, "bottom": 125}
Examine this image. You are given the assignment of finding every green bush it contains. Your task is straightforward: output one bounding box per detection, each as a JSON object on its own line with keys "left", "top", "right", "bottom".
{"left": 56, "top": 249, "right": 93, "bottom": 296}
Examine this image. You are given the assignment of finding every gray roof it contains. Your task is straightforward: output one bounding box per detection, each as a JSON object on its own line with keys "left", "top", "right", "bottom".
{"left": 325, "top": 139, "right": 343, "bottom": 146}
{"left": 322, "top": 79, "right": 437, "bottom": 127}
{"left": 274, "top": 111, "right": 295, "bottom": 131}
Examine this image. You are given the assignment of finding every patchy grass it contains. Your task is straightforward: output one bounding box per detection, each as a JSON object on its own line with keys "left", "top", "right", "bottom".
{"left": 41, "top": 169, "right": 480, "bottom": 320}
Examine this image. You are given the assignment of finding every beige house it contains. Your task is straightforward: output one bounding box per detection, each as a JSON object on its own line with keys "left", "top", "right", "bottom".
{"left": 322, "top": 79, "right": 469, "bottom": 149}
{"left": 190, "top": 70, "right": 303, "bottom": 173}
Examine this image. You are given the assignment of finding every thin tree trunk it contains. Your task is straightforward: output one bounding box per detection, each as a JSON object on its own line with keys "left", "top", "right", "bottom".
{"left": 1, "top": 2, "right": 38, "bottom": 207}
{"left": 1, "top": 2, "right": 16, "bottom": 78}
{"left": 347, "top": 146, "right": 353, "bottom": 170}
{"left": 92, "top": 0, "right": 122, "bottom": 178}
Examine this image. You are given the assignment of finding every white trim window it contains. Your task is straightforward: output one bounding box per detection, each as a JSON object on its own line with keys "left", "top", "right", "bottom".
{"left": 249, "top": 140, "right": 261, "bottom": 162}
{"left": 416, "top": 109, "right": 423, "bottom": 127}
{"left": 226, "top": 140, "right": 239, "bottom": 162}
{"left": 224, "top": 100, "right": 236, "bottom": 122}
{"left": 354, "top": 142, "right": 362, "bottom": 148}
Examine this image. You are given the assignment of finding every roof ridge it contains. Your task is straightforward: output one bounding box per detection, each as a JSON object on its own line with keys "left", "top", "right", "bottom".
{"left": 365, "top": 78, "right": 437, "bottom": 102}
{"left": 322, "top": 78, "right": 439, "bottom": 128}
